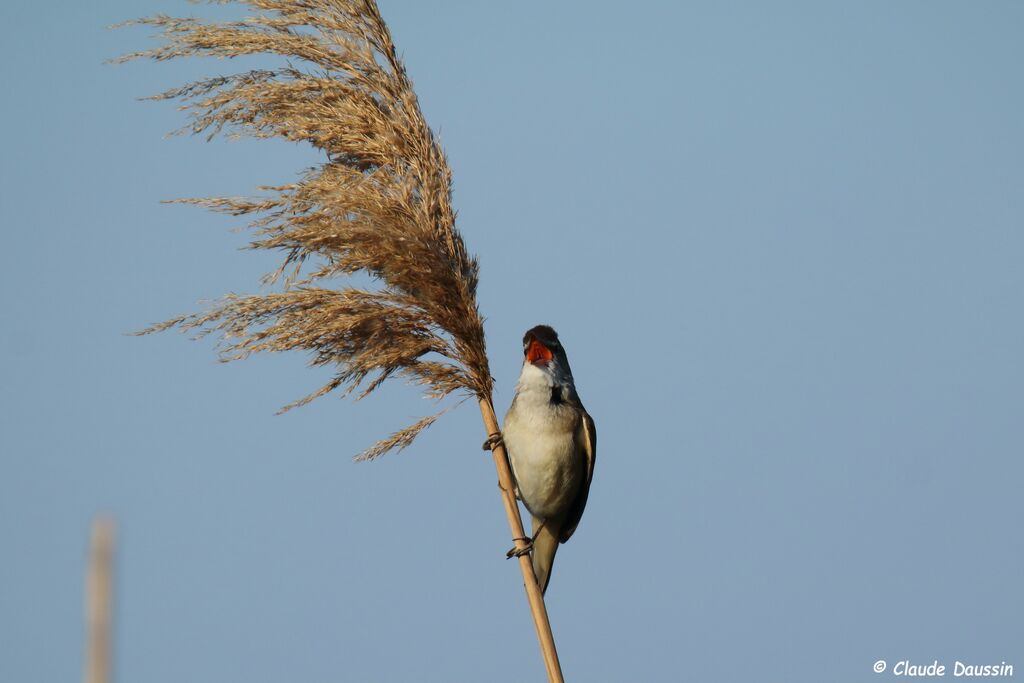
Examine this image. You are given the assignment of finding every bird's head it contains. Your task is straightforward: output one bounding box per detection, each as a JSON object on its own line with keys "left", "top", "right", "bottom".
{"left": 521, "top": 325, "right": 573, "bottom": 381}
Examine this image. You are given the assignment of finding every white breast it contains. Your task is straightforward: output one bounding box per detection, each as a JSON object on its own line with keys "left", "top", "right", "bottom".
{"left": 503, "top": 363, "right": 582, "bottom": 520}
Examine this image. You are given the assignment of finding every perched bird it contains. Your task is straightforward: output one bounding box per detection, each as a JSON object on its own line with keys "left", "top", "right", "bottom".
{"left": 501, "top": 325, "right": 596, "bottom": 595}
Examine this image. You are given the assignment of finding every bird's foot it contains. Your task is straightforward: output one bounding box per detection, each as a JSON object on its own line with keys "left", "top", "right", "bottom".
{"left": 505, "top": 537, "right": 533, "bottom": 559}
{"left": 481, "top": 432, "right": 504, "bottom": 451}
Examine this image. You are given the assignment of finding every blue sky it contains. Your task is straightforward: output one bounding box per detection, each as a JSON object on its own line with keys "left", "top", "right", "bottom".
{"left": 2, "top": 2, "right": 1022, "bottom": 681}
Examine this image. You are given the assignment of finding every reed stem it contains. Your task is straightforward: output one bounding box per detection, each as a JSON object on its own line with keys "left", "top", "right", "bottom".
{"left": 478, "top": 399, "right": 564, "bottom": 683}
{"left": 84, "top": 517, "right": 115, "bottom": 683}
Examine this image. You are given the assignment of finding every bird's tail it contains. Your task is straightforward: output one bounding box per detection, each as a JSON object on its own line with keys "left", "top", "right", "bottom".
{"left": 531, "top": 517, "right": 560, "bottom": 595}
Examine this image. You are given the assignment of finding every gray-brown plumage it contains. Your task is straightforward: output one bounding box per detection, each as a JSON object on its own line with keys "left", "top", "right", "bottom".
{"left": 503, "top": 326, "right": 596, "bottom": 594}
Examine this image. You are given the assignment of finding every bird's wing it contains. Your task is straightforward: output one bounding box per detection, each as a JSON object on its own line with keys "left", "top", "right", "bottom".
{"left": 560, "top": 407, "right": 596, "bottom": 542}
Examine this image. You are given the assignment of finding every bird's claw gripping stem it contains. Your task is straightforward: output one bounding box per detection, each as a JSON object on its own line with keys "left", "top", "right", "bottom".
{"left": 482, "top": 431, "right": 504, "bottom": 451}
{"left": 506, "top": 536, "right": 533, "bottom": 559}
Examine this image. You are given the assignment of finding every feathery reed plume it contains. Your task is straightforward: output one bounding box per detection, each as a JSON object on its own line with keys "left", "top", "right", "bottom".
{"left": 116, "top": 0, "right": 490, "bottom": 460}
{"left": 118, "top": 2, "right": 565, "bottom": 679}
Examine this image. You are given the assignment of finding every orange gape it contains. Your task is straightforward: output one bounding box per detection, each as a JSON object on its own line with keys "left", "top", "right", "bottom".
{"left": 526, "top": 339, "right": 553, "bottom": 364}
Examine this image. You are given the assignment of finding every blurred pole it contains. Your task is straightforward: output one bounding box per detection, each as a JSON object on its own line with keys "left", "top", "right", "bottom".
{"left": 84, "top": 517, "right": 116, "bottom": 683}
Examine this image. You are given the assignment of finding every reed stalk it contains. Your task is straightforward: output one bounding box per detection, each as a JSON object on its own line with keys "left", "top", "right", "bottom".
{"left": 480, "top": 398, "right": 564, "bottom": 681}
{"left": 84, "top": 517, "right": 116, "bottom": 683}
{"left": 117, "top": 1, "right": 564, "bottom": 678}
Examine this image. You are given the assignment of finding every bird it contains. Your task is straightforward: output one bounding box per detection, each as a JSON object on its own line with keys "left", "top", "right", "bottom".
{"left": 500, "top": 325, "right": 596, "bottom": 595}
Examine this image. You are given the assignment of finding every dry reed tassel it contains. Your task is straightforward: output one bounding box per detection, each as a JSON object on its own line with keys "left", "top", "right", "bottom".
{"left": 116, "top": 1, "right": 564, "bottom": 679}
{"left": 84, "top": 517, "right": 116, "bottom": 683}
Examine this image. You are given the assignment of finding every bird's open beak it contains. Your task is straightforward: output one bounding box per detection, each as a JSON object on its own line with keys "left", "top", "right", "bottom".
{"left": 526, "top": 337, "right": 553, "bottom": 365}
